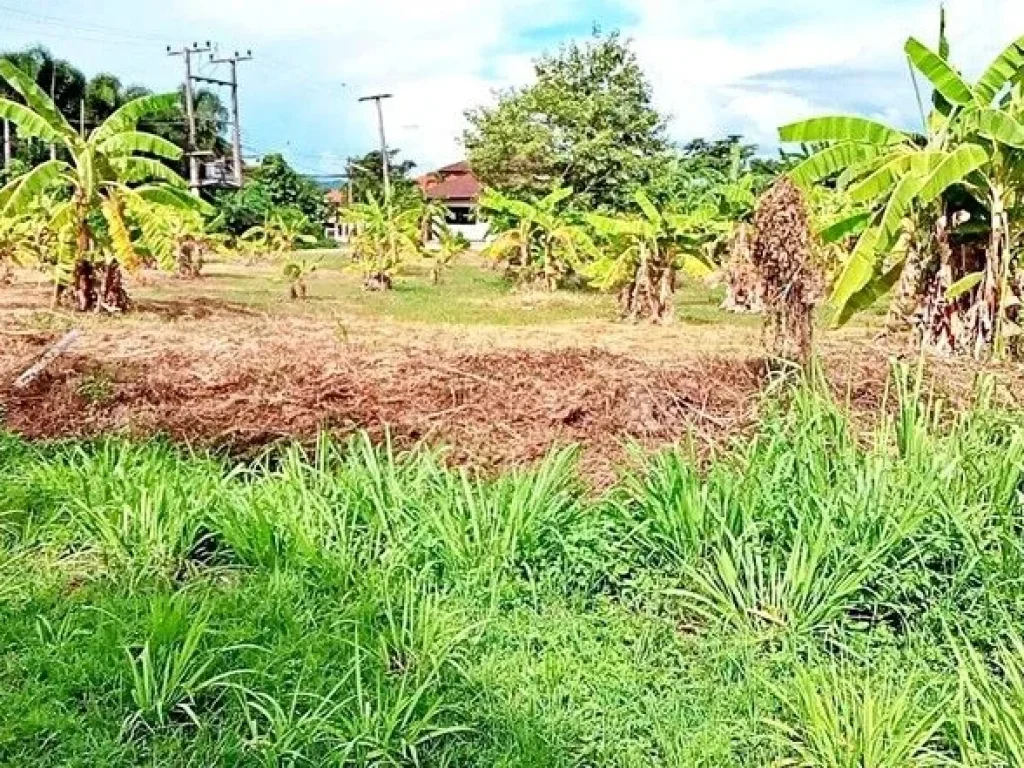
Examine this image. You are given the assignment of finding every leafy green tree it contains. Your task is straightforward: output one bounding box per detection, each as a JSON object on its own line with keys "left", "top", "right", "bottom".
{"left": 210, "top": 182, "right": 274, "bottom": 237}
{"left": 251, "top": 153, "right": 327, "bottom": 224}
{"left": 464, "top": 31, "right": 670, "bottom": 211}
{"left": 0, "top": 58, "right": 205, "bottom": 311}
{"left": 346, "top": 149, "right": 418, "bottom": 205}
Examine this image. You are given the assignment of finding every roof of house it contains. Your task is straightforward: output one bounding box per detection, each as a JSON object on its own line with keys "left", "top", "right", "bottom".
{"left": 417, "top": 160, "right": 481, "bottom": 202}
{"left": 437, "top": 160, "right": 471, "bottom": 174}
{"left": 422, "top": 172, "right": 481, "bottom": 202}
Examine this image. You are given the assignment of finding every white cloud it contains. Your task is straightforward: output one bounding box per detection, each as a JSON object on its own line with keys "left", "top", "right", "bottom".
{"left": 8, "top": 0, "right": 1024, "bottom": 172}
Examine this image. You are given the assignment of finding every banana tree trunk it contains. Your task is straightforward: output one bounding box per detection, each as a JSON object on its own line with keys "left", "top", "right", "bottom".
{"left": 97, "top": 259, "right": 130, "bottom": 313}
{"left": 975, "top": 190, "right": 1012, "bottom": 361}
{"left": 622, "top": 243, "right": 674, "bottom": 324}
{"left": 887, "top": 221, "right": 927, "bottom": 332}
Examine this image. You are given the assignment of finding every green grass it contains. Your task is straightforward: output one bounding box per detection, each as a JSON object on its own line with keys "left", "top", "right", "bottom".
{"left": 2, "top": 366, "right": 1023, "bottom": 765}
{"left": 135, "top": 251, "right": 754, "bottom": 328}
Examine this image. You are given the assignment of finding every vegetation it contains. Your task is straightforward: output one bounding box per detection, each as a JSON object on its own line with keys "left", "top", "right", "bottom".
{"left": 781, "top": 19, "right": 1024, "bottom": 359}
{"left": 0, "top": 59, "right": 205, "bottom": 310}
{"left": 752, "top": 177, "right": 818, "bottom": 363}
{"left": 345, "top": 148, "right": 420, "bottom": 206}
{"left": 585, "top": 189, "right": 718, "bottom": 322}
{"left": 213, "top": 153, "right": 328, "bottom": 239}
{"left": 342, "top": 194, "right": 425, "bottom": 290}
{"left": 480, "top": 186, "right": 589, "bottom": 290}
{"left": 4, "top": 370, "right": 1024, "bottom": 765}
{"left": 464, "top": 31, "right": 670, "bottom": 212}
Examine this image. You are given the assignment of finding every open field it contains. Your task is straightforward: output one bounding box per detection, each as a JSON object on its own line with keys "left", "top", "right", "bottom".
{"left": 4, "top": 251, "right": 1012, "bottom": 479}
{"left": 5, "top": 256, "right": 1024, "bottom": 766}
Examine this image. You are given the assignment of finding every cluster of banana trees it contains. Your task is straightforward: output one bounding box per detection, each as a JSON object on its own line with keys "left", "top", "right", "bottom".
{"left": 340, "top": 194, "right": 470, "bottom": 290}
{"left": 479, "top": 185, "right": 723, "bottom": 322}
{"left": 782, "top": 23, "right": 1024, "bottom": 359}
{"left": 0, "top": 58, "right": 207, "bottom": 311}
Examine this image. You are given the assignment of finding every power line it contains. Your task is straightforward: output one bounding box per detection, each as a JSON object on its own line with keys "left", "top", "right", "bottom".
{"left": 0, "top": 4, "right": 172, "bottom": 44}
{"left": 0, "top": 21, "right": 157, "bottom": 49}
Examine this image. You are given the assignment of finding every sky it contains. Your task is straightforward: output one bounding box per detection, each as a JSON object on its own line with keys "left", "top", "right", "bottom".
{"left": 3, "top": 0, "right": 1024, "bottom": 179}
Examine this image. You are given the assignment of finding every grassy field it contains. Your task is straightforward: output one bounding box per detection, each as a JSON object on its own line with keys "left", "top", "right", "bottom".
{"left": 5, "top": 249, "right": 815, "bottom": 333}
{"left": 3, "top": 369, "right": 1024, "bottom": 766}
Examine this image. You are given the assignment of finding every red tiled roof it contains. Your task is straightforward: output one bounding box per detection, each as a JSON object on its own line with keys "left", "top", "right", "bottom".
{"left": 417, "top": 160, "right": 481, "bottom": 202}
{"left": 422, "top": 172, "right": 481, "bottom": 202}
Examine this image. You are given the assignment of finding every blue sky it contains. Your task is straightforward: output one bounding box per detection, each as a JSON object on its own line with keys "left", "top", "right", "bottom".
{"left": 2, "top": 0, "right": 1023, "bottom": 177}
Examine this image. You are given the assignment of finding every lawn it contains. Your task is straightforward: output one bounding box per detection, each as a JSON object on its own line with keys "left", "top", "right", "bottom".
{"left": 132, "top": 250, "right": 756, "bottom": 328}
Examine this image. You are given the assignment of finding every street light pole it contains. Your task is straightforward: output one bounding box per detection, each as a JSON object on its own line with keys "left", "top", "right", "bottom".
{"left": 358, "top": 93, "right": 393, "bottom": 205}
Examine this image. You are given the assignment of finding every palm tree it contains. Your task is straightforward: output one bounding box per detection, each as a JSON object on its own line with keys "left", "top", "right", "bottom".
{"left": 780, "top": 26, "right": 1024, "bottom": 358}
{"left": 584, "top": 189, "right": 717, "bottom": 322}
{"left": 0, "top": 58, "right": 204, "bottom": 311}
{"left": 479, "top": 186, "right": 589, "bottom": 290}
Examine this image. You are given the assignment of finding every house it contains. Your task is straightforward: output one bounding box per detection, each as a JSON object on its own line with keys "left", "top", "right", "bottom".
{"left": 323, "top": 188, "right": 357, "bottom": 243}
{"left": 417, "top": 161, "right": 489, "bottom": 243}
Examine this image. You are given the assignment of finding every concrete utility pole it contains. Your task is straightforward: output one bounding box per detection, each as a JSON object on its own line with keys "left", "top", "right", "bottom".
{"left": 168, "top": 42, "right": 212, "bottom": 196}
{"left": 358, "top": 93, "right": 393, "bottom": 205}
{"left": 208, "top": 50, "right": 252, "bottom": 187}
{"left": 3, "top": 119, "right": 10, "bottom": 167}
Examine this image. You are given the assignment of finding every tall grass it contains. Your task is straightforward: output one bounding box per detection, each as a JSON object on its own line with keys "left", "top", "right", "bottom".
{"left": 2, "top": 365, "right": 1024, "bottom": 765}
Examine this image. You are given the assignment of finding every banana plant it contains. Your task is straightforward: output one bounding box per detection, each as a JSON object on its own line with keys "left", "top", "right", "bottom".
{"left": 479, "top": 186, "right": 590, "bottom": 290}
{"left": 134, "top": 205, "right": 215, "bottom": 278}
{"left": 584, "top": 189, "right": 717, "bottom": 322}
{"left": 0, "top": 214, "right": 41, "bottom": 283}
{"left": 282, "top": 255, "right": 322, "bottom": 300}
{"left": 425, "top": 224, "right": 469, "bottom": 284}
{"left": 241, "top": 212, "right": 318, "bottom": 260}
{"left": 779, "top": 27, "right": 1024, "bottom": 358}
{"left": 341, "top": 194, "right": 423, "bottom": 289}
{"left": 0, "top": 58, "right": 206, "bottom": 311}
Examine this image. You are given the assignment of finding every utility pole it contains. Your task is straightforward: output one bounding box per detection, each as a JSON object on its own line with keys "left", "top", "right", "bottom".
{"left": 208, "top": 50, "right": 252, "bottom": 187}
{"left": 358, "top": 93, "right": 393, "bottom": 205}
{"left": 79, "top": 99, "right": 85, "bottom": 138}
{"left": 168, "top": 42, "right": 212, "bottom": 196}
{"left": 3, "top": 119, "right": 10, "bottom": 168}
{"left": 49, "top": 67, "right": 56, "bottom": 161}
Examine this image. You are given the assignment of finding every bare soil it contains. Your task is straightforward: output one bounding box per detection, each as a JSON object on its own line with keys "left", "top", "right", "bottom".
{"left": 2, "top": 283, "right": 1021, "bottom": 481}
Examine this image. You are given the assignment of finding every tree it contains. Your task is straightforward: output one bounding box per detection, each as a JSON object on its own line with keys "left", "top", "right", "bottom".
{"left": 480, "top": 186, "right": 591, "bottom": 290}
{"left": 0, "top": 58, "right": 205, "bottom": 311}
{"left": 250, "top": 153, "right": 327, "bottom": 225}
{"left": 345, "top": 149, "right": 417, "bottom": 205}
{"left": 464, "top": 31, "right": 670, "bottom": 211}
{"left": 240, "top": 210, "right": 317, "bottom": 259}
{"left": 0, "top": 46, "right": 230, "bottom": 182}
{"left": 585, "top": 189, "right": 717, "bottom": 322}
{"left": 779, "top": 25, "right": 1024, "bottom": 359}
{"left": 425, "top": 225, "right": 469, "bottom": 284}
{"left": 342, "top": 195, "right": 423, "bottom": 290}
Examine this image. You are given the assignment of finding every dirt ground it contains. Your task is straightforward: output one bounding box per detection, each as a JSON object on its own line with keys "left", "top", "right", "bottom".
{"left": 2, "top": 273, "right": 1021, "bottom": 480}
